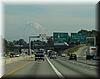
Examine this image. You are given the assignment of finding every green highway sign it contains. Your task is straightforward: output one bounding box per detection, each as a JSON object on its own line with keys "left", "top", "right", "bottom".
{"left": 53, "top": 32, "right": 69, "bottom": 44}
{"left": 70, "top": 33, "right": 86, "bottom": 43}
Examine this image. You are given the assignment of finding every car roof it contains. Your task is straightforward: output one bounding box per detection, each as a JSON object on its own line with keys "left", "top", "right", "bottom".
{"left": 71, "top": 53, "right": 76, "bottom": 55}
{"left": 36, "top": 51, "right": 43, "bottom": 53}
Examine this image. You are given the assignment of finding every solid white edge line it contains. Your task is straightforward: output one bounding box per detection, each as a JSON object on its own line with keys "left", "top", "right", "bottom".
{"left": 46, "top": 56, "right": 64, "bottom": 79}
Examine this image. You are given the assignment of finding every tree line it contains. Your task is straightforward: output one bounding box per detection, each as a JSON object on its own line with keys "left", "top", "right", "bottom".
{"left": 3, "top": 39, "right": 28, "bottom": 55}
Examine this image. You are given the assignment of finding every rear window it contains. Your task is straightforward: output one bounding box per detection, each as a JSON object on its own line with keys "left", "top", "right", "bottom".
{"left": 36, "top": 52, "right": 44, "bottom": 55}
{"left": 91, "top": 48, "right": 96, "bottom": 50}
{"left": 71, "top": 54, "right": 76, "bottom": 56}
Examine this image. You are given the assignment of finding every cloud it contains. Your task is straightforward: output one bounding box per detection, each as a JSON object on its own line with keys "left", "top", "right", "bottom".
{"left": 26, "top": 20, "right": 48, "bottom": 35}
{"left": 33, "top": 22, "right": 48, "bottom": 35}
{"left": 34, "top": 22, "right": 42, "bottom": 29}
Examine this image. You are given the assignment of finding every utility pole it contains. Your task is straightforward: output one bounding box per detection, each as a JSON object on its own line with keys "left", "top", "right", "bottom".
{"left": 29, "top": 36, "right": 40, "bottom": 55}
{"left": 86, "top": 37, "right": 96, "bottom": 46}
{"left": 94, "top": 37, "right": 96, "bottom": 46}
{"left": 29, "top": 37, "right": 31, "bottom": 55}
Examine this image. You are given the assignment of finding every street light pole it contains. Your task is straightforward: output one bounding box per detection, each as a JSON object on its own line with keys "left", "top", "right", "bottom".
{"left": 29, "top": 37, "right": 31, "bottom": 55}
{"left": 29, "top": 36, "right": 40, "bottom": 55}
{"left": 94, "top": 37, "right": 96, "bottom": 46}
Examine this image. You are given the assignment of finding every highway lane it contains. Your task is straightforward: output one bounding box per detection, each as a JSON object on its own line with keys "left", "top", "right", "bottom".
{"left": 3, "top": 57, "right": 58, "bottom": 78}
{"left": 59, "top": 56, "right": 97, "bottom": 68}
{"left": 52, "top": 57, "right": 98, "bottom": 78}
{"left": 10, "top": 58, "right": 58, "bottom": 77}
{"left": 3, "top": 56, "right": 98, "bottom": 79}
{"left": 4, "top": 57, "right": 34, "bottom": 74}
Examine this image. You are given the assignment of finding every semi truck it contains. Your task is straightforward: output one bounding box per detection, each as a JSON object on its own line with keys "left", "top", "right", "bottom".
{"left": 86, "top": 46, "right": 97, "bottom": 60}
{"left": 35, "top": 49, "right": 45, "bottom": 61}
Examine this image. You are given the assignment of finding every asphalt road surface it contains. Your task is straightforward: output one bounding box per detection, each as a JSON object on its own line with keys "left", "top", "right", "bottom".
{"left": 3, "top": 55, "right": 98, "bottom": 79}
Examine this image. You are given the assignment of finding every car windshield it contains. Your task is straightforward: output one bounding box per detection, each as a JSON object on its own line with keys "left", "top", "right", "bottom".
{"left": 71, "top": 54, "right": 75, "bottom": 56}
{"left": 36, "top": 52, "right": 43, "bottom": 54}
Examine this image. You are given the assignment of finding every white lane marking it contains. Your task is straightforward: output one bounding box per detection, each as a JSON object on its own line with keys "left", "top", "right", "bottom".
{"left": 46, "top": 56, "right": 64, "bottom": 79}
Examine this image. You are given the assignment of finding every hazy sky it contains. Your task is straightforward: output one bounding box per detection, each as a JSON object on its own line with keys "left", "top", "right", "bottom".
{"left": 4, "top": 4, "right": 96, "bottom": 42}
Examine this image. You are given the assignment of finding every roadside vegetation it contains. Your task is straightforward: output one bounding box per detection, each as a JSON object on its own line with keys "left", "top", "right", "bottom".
{"left": 64, "top": 45, "right": 83, "bottom": 56}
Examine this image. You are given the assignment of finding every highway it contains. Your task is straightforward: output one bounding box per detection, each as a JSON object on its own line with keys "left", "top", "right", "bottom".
{"left": 3, "top": 55, "right": 98, "bottom": 79}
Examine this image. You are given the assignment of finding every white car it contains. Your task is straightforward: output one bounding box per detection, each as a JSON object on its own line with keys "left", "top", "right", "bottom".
{"left": 61, "top": 54, "right": 66, "bottom": 57}
{"left": 15, "top": 54, "right": 20, "bottom": 57}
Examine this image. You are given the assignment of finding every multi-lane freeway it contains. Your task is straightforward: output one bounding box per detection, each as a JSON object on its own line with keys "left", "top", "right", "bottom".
{"left": 3, "top": 55, "right": 98, "bottom": 79}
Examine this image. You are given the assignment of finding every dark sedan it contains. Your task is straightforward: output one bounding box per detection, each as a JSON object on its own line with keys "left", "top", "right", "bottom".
{"left": 69, "top": 53, "right": 77, "bottom": 61}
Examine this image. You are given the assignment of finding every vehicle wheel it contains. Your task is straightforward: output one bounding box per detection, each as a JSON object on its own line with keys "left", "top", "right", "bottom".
{"left": 88, "top": 55, "right": 92, "bottom": 60}
{"left": 86, "top": 55, "right": 89, "bottom": 60}
{"left": 35, "top": 59, "right": 36, "bottom": 61}
{"left": 93, "top": 56, "right": 96, "bottom": 60}
{"left": 75, "top": 58, "right": 77, "bottom": 61}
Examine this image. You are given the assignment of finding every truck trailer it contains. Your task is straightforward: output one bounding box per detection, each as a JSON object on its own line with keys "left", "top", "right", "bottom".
{"left": 86, "top": 46, "right": 97, "bottom": 60}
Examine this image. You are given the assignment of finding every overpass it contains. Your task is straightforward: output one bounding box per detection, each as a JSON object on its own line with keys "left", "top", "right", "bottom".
{"left": 7, "top": 44, "right": 69, "bottom": 54}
